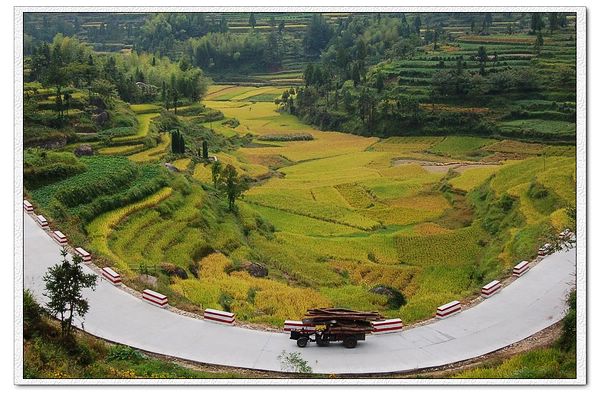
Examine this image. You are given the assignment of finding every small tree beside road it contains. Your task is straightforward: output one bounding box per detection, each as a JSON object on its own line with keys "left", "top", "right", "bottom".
{"left": 43, "top": 249, "right": 97, "bottom": 339}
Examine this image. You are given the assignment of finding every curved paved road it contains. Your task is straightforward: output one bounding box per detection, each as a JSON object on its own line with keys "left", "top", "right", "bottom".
{"left": 23, "top": 214, "right": 576, "bottom": 374}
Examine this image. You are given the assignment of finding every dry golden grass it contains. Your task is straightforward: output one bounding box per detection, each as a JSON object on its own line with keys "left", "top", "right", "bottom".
{"left": 172, "top": 158, "right": 191, "bottom": 171}
{"left": 192, "top": 163, "right": 212, "bottom": 183}
{"left": 450, "top": 165, "right": 502, "bottom": 191}
{"left": 414, "top": 222, "right": 451, "bottom": 236}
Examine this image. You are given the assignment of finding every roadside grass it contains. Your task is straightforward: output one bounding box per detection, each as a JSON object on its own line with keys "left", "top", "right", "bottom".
{"left": 453, "top": 347, "right": 576, "bottom": 379}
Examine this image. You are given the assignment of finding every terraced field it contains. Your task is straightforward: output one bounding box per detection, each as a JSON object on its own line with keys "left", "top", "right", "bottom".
{"left": 28, "top": 84, "right": 577, "bottom": 326}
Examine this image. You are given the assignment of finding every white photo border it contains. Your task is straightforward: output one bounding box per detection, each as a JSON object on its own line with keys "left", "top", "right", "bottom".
{"left": 13, "top": 5, "right": 587, "bottom": 385}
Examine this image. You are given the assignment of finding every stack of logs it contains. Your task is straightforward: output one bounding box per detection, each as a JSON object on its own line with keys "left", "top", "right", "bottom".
{"left": 302, "top": 308, "right": 383, "bottom": 334}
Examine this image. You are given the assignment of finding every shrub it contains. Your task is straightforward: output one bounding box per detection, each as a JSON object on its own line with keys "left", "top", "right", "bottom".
{"left": 559, "top": 290, "right": 576, "bottom": 352}
{"left": 528, "top": 178, "right": 549, "bottom": 199}
{"left": 107, "top": 345, "right": 145, "bottom": 363}
{"left": 23, "top": 290, "right": 42, "bottom": 338}
{"left": 218, "top": 292, "right": 234, "bottom": 312}
{"left": 160, "top": 263, "right": 188, "bottom": 280}
{"left": 24, "top": 149, "right": 87, "bottom": 188}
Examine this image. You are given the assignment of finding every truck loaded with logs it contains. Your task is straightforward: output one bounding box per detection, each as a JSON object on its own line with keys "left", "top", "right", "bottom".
{"left": 289, "top": 308, "right": 383, "bottom": 348}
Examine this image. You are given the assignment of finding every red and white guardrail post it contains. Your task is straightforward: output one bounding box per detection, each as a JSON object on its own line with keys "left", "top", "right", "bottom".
{"left": 512, "top": 260, "right": 530, "bottom": 277}
{"left": 481, "top": 280, "right": 502, "bottom": 298}
{"left": 436, "top": 300, "right": 462, "bottom": 319}
{"left": 204, "top": 308, "right": 235, "bottom": 325}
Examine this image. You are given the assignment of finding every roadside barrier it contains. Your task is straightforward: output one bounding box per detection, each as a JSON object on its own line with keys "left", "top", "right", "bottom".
{"left": 52, "top": 230, "right": 67, "bottom": 245}
{"left": 436, "top": 300, "right": 461, "bottom": 319}
{"left": 372, "top": 318, "right": 403, "bottom": 334}
{"left": 23, "top": 200, "right": 33, "bottom": 212}
{"left": 36, "top": 214, "right": 48, "bottom": 228}
{"left": 284, "top": 320, "right": 316, "bottom": 332}
{"left": 75, "top": 247, "right": 92, "bottom": 264}
{"left": 142, "top": 289, "right": 168, "bottom": 308}
{"left": 101, "top": 267, "right": 122, "bottom": 285}
{"left": 481, "top": 280, "right": 502, "bottom": 298}
{"left": 538, "top": 243, "right": 551, "bottom": 256}
{"left": 513, "top": 260, "right": 530, "bottom": 277}
{"left": 204, "top": 308, "right": 235, "bottom": 325}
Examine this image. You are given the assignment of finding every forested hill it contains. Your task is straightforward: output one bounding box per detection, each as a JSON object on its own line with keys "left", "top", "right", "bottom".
{"left": 285, "top": 12, "right": 577, "bottom": 143}
{"left": 24, "top": 12, "right": 577, "bottom": 143}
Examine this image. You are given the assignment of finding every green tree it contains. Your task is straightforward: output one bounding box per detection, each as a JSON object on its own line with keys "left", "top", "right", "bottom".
{"left": 531, "top": 13, "right": 545, "bottom": 33}
{"left": 483, "top": 13, "right": 493, "bottom": 32}
{"left": 43, "top": 249, "right": 97, "bottom": 339}
{"left": 477, "top": 46, "right": 488, "bottom": 75}
{"left": 548, "top": 13, "right": 559, "bottom": 35}
{"left": 211, "top": 160, "right": 222, "bottom": 188}
{"left": 63, "top": 92, "right": 71, "bottom": 116}
{"left": 413, "top": 15, "right": 422, "bottom": 34}
{"left": 221, "top": 164, "right": 249, "bottom": 211}
{"left": 375, "top": 73, "right": 384, "bottom": 93}
{"left": 303, "top": 14, "right": 333, "bottom": 57}
{"left": 171, "top": 129, "right": 185, "bottom": 154}
{"left": 91, "top": 79, "right": 118, "bottom": 105}
{"left": 220, "top": 16, "right": 229, "bottom": 33}
{"left": 202, "top": 140, "right": 209, "bottom": 159}
{"left": 534, "top": 32, "right": 544, "bottom": 55}
{"left": 303, "top": 63, "right": 314, "bottom": 86}
{"left": 249, "top": 13, "right": 256, "bottom": 29}
{"left": 559, "top": 13, "right": 568, "bottom": 28}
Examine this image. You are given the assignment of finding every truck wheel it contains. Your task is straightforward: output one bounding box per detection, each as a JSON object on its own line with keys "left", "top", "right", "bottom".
{"left": 316, "top": 336, "right": 329, "bottom": 347}
{"left": 297, "top": 337, "right": 309, "bottom": 348}
{"left": 343, "top": 336, "right": 358, "bottom": 349}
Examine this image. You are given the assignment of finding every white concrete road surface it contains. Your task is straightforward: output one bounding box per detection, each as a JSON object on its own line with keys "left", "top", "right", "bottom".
{"left": 23, "top": 214, "right": 576, "bottom": 374}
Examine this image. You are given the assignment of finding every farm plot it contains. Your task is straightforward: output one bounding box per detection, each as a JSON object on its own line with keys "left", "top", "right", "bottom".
{"left": 30, "top": 156, "right": 134, "bottom": 208}
{"left": 450, "top": 165, "right": 502, "bottom": 191}
{"left": 98, "top": 144, "right": 145, "bottom": 155}
{"left": 114, "top": 112, "right": 159, "bottom": 143}
{"left": 498, "top": 119, "right": 576, "bottom": 137}
{"left": 107, "top": 186, "right": 207, "bottom": 270}
{"left": 87, "top": 187, "right": 173, "bottom": 273}
{"left": 128, "top": 133, "right": 171, "bottom": 163}
{"left": 429, "top": 136, "right": 497, "bottom": 159}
